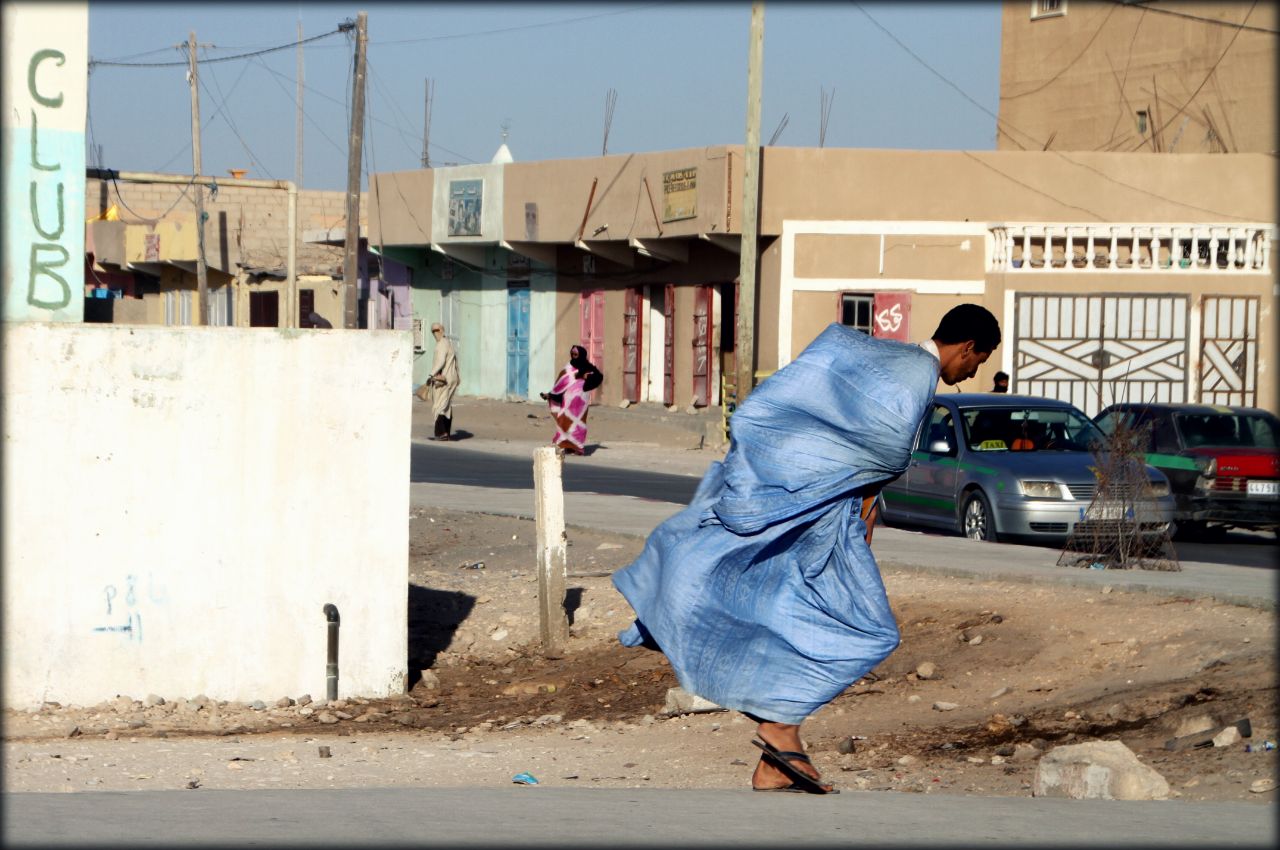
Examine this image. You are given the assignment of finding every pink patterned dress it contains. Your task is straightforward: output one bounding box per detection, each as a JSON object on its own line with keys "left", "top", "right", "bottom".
{"left": 549, "top": 364, "right": 591, "bottom": 454}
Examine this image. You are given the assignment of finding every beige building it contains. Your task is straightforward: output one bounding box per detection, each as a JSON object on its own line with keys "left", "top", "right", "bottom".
{"left": 998, "top": 0, "right": 1276, "bottom": 153}
{"left": 371, "top": 145, "right": 1276, "bottom": 416}
{"left": 83, "top": 176, "right": 367, "bottom": 330}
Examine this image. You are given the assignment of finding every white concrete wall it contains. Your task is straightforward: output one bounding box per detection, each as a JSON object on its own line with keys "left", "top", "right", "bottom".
{"left": 1, "top": 323, "right": 411, "bottom": 709}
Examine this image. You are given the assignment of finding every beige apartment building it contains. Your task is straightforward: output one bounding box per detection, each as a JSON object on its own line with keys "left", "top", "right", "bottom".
{"left": 371, "top": 145, "right": 1276, "bottom": 416}
{"left": 999, "top": 0, "right": 1276, "bottom": 153}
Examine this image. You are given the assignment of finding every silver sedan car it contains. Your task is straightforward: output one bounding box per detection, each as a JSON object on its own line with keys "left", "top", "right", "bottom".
{"left": 880, "top": 394, "right": 1174, "bottom": 544}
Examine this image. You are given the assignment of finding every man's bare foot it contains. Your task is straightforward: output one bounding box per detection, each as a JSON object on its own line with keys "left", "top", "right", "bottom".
{"left": 750, "top": 720, "right": 833, "bottom": 792}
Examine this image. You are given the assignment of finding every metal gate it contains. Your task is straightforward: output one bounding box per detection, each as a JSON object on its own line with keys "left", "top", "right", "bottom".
{"left": 1013, "top": 294, "right": 1189, "bottom": 417}
{"left": 692, "top": 285, "right": 712, "bottom": 407}
{"left": 1199, "top": 296, "right": 1259, "bottom": 407}
{"left": 622, "top": 287, "right": 643, "bottom": 403}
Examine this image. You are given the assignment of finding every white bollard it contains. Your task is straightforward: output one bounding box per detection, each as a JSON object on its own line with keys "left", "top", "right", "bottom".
{"left": 533, "top": 446, "right": 569, "bottom": 658}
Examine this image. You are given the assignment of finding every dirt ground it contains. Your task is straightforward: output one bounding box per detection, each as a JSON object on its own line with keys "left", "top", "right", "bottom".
{"left": 4, "top": 507, "right": 1276, "bottom": 801}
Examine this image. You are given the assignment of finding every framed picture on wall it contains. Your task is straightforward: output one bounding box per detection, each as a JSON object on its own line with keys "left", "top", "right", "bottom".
{"left": 448, "top": 179, "right": 483, "bottom": 236}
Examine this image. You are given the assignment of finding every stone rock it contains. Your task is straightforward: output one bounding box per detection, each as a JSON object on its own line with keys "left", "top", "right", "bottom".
{"left": 490, "top": 629, "right": 510, "bottom": 642}
{"left": 334, "top": 711, "right": 353, "bottom": 721}
{"left": 113, "top": 696, "right": 135, "bottom": 713}
{"left": 298, "top": 707, "right": 315, "bottom": 717}
{"left": 418, "top": 671, "right": 440, "bottom": 690}
{"left": 191, "top": 695, "right": 210, "bottom": 709}
{"left": 989, "top": 686, "right": 1010, "bottom": 700}
{"left": 1212, "top": 726, "right": 1241, "bottom": 748}
{"left": 144, "top": 694, "right": 165, "bottom": 707}
{"left": 250, "top": 700, "right": 267, "bottom": 711}
{"left": 994, "top": 744, "right": 1016, "bottom": 757}
{"left": 896, "top": 755, "right": 918, "bottom": 766}
{"left": 968, "top": 635, "right": 984, "bottom": 646}
{"left": 64, "top": 723, "right": 81, "bottom": 738}
{"left": 915, "top": 662, "right": 937, "bottom": 680}
{"left": 297, "top": 694, "right": 313, "bottom": 707}
{"left": 933, "top": 701, "right": 959, "bottom": 712}
{"left": 1171, "top": 714, "right": 1215, "bottom": 739}
{"left": 619, "top": 399, "right": 631, "bottom": 409}
{"left": 1012, "top": 743, "right": 1042, "bottom": 762}
{"left": 660, "top": 687, "right": 725, "bottom": 717}
{"left": 317, "top": 712, "right": 339, "bottom": 724}
{"left": 532, "top": 713, "right": 563, "bottom": 727}
{"left": 1033, "top": 741, "right": 1169, "bottom": 800}
{"left": 275, "top": 697, "right": 294, "bottom": 708}
{"left": 1250, "top": 778, "right": 1276, "bottom": 794}
{"left": 907, "top": 695, "right": 922, "bottom": 704}
{"left": 837, "top": 737, "right": 857, "bottom": 755}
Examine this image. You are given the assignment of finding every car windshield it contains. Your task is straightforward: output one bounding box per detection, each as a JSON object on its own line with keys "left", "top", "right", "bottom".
{"left": 961, "top": 406, "right": 1103, "bottom": 452}
{"left": 1175, "top": 412, "right": 1280, "bottom": 449}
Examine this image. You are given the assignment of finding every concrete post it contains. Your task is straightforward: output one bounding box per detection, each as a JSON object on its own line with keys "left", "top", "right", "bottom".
{"left": 533, "top": 447, "right": 569, "bottom": 658}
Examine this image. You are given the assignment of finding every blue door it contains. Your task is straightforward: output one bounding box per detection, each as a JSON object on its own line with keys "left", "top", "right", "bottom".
{"left": 506, "top": 285, "right": 530, "bottom": 398}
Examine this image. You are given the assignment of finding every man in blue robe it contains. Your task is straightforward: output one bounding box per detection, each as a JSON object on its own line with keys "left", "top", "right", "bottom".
{"left": 612, "top": 303, "right": 1001, "bottom": 793}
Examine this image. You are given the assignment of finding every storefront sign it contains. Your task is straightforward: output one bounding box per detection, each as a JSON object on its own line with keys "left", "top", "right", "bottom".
{"left": 662, "top": 167, "right": 697, "bottom": 222}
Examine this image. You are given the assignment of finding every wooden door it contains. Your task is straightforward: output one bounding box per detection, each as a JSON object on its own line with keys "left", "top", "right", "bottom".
{"left": 663, "top": 284, "right": 675, "bottom": 406}
{"left": 622, "top": 287, "right": 643, "bottom": 403}
{"left": 299, "top": 289, "right": 316, "bottom": 328}
{"left": 250, "top": 291, "right": 279, "bottom": 328}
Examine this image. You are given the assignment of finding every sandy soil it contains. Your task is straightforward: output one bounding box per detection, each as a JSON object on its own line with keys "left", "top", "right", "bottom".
{"left": 5, "top": 507, "right": 1276, "bottom": 802}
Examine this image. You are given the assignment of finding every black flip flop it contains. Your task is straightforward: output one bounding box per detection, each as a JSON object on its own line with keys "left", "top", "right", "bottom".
{"left": 751, "top": 738, "right": 839, "bottom": 794}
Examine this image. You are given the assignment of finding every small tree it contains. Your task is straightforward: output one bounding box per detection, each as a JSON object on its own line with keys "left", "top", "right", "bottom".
{"left": 1059, "top": 417, "right": 1180, "bottom": 571}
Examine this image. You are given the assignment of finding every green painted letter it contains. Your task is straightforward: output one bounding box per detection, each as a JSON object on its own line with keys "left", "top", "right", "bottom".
{"left": 28, "top": 243, "right": 72, "bottom": 310}
{"left": 28, "top": 49, "right": 65, "bottom": 108}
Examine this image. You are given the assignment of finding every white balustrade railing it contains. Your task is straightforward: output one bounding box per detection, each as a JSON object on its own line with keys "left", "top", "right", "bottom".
{"left": 988, "top": 223, "right": 1274, "bottom": 273}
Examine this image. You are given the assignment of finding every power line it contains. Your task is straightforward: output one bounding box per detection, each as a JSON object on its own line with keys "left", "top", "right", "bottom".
{"left": 252, "top": 56, "right": 348, "bottom": 159}
{"left": 1001, "top": 3, "right": 1118, "bottom": 101}
{"left": 961, "top": 152, "right": 1105, "bottom": 220}
{"left": 88, "top": 24, "right": 349, "bottom": 68}
{"left": 372, "top": 2, "right": 677, "bottom": 45}
{"left": 201, "top": 60, "right": 274, "bottom": 179}
{"left": 1128, "top": 0, "right": 1258, "bottom": 151}
{"left": 1112, "top": 1, "right": 1278, "bottom": 36}
{"left": 854, "top": 2, "right": 1254, "bottom": 221}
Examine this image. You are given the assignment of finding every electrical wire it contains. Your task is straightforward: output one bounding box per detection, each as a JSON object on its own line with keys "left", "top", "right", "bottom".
{"left": 961, "top": 152, "right": 1105, "bottom": 220}
{"left": 106, "top": 174, "right": 200, "bottom": 224}
{"left": 1128, "top": 0, "right": 1257, "bottom": 151}
{"left": 88, "top": 26, "right": 347, "bottom": 68}
{"left": 201, "top": 53, "right": 274, "bottom": 178}
{"left": 1001, "top": 3, "right": 1118, "bottom": 101}
{"left": 252, "top": 56, "right": 347, "bottom": 158}
{"left": 1111, "top": 1, "right": 1278, "bottom": 36}
{"left": 372, "top": 2, "right": 677, "bottom": 46}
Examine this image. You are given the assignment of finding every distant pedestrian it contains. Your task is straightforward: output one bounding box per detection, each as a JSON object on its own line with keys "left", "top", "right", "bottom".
{"left": 992, "top": 371, "right": 1009, "bottom": 393}
{"left": 427, "top": 322, "right": 460, "bottom": 441}
{"left": 612, "top": 304, "right": 1001, "bottom": 794}
{"left": 541, "top": 344, "right": 603, "bottom": 456}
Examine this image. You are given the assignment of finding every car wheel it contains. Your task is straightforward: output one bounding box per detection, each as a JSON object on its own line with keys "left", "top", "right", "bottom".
{"left": 961, "top": 490, "right": 999, "bottom": 542}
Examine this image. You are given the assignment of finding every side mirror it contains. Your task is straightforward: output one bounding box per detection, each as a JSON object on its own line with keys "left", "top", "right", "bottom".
{"left": 928, "top": 439, "right": 955, "bottom": 455}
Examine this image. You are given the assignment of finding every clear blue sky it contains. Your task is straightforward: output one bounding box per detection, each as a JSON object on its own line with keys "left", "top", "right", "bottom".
{"left": 87, "top": 2, "right": 1003, "bottom": 191}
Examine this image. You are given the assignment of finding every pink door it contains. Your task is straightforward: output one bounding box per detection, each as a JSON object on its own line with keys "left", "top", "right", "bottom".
{"left": 580, "top": 289, "right": 605, "bottom": 400}
{"left": 622, "top": 287, "right": 643, "bottom": 403}
{"left": 692, "top": 285, "right": 712, "bottom": 407}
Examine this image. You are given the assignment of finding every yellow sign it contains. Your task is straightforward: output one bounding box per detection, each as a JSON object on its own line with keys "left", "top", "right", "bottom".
{"left": 662, "top": 167, "right": 697, "bottom": 222}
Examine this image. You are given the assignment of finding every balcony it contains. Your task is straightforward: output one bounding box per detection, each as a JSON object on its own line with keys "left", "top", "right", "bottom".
{"left": 988, "top": 223, "right": 1274, "bottom": 274}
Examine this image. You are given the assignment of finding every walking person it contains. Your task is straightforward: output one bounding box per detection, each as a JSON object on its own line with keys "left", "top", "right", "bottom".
{"left": 541, "top": 344, "right": 603, "bottom": 456}
{"left": 427, "top": 322, "right": 460, "bottom": 441}
{"left": 611, "top": 304, "right": 1000, "bottom": 793}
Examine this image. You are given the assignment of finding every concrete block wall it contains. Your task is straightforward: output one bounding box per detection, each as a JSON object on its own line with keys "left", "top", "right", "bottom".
{"left": 1, "top": 323, "right": 411, "bottom": 709}
{"left": 86, "top": 179, "right": 367, "bottom": 277}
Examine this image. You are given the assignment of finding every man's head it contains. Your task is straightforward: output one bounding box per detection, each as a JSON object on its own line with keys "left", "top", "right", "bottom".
{"left": 931, "top": 304, "right": 1001, "bottom": 386}
{"left": 431, "top": 322, "right": 444, "bottom": 338}
{"left": 993, "top": 371, "right": 1010, "bottom": 393}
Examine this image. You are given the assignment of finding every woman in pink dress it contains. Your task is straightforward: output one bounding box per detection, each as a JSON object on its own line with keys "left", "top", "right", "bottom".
{"left": 541, "top": 345, "right": 603, "bottom": 455}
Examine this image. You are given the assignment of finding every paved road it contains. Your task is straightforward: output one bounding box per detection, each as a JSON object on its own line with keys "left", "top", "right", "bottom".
{"left": 5, "top": 787, "right": 1274, "bottom": 847}
{"left": 412, "top": 442, "right": 700, "bottom": 502}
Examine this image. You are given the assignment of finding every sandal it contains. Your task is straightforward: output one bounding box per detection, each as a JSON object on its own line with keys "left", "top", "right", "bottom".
{"left": 751, "top": 738, "right": 838, "bottom": 794}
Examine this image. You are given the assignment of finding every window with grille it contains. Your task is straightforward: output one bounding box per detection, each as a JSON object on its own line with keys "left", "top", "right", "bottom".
{"left": 839, "top": 293, "right": 874, "bottom": 335}
{"left": 1031, "top": 0, "right": 1065, "bottom": 19}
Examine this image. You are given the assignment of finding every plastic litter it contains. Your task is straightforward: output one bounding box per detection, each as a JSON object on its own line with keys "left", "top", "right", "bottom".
{"left": 460, "top": 561, "right": 485, "bottom": 570}
{"left": 1245, "top": 740, "right": 1276, "bottom": 753}
{"left": 1089, "top": 562, "right": 1107, "bottom": 570}
{"left": 511, "top": 771, "right": 539, "bottom": 785}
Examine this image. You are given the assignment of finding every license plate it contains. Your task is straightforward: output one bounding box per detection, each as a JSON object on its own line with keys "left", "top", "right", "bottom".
{"left": 1247, "top": 480, "right": 1279, "bottom": 496}
{"left": 1082, "top": 503, "right": 1131, "bottom": 521}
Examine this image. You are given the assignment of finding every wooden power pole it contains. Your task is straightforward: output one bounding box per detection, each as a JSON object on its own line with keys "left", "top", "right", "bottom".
{"left": 342, "top": 12, "right": 368, "bottom": 330}
{"left": 187, "top": 31, "right": 209, "bottom": 326}
{"left": 736, "top": 2, "right": 764, "bottom": 400}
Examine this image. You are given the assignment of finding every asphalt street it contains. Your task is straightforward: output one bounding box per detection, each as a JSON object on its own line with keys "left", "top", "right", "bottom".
{"left": 4, "top": 787, "right": 1274, "bottom": 847}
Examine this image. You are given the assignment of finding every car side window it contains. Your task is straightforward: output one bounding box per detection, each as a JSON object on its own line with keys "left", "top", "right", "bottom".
{"left": 1095, "top": 410, "right": 1122, "bottom": 436}
{"left": 1150, "top": 414, "right": 1181, "bottom": 453}
{"left": 917, "top": 405, "right": 957, "bottom": 455}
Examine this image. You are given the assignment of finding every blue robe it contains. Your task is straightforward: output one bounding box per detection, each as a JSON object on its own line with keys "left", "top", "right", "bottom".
{"left": 612, "top": 323, "right": 940, "bottom": 723}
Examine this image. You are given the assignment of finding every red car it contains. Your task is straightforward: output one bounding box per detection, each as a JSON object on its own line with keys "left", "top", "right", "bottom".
{"left": 1094, "top": 403, "right": 1280, "bottom": 539}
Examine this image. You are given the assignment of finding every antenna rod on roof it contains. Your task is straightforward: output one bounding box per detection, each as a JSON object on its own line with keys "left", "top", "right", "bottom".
{"left": 602, "top": 88, "right": 618, "bottom": 156}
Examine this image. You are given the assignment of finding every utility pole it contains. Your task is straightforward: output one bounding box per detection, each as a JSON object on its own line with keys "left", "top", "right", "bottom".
{"left": 736, "top": 2, "right": 764, "bottom": 401}
{"left": 342, "top": 12, "right": 367, "bottom": 330}
{"left": 295, "top": 19, "right": 304, "bottom": 189}
{"left": 421, "top": 78, "right": 433, "bottom": 168}
{"left": 187, "top": 31, "right": 209, "bottom": 326}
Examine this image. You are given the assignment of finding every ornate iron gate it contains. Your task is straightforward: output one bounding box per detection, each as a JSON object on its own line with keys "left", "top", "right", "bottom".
{"left": 1013, "top": 294, "right": 1189, "bottom": 417}
{"left": 1199, "top": 295, "right": 1259, "bottom": 407}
